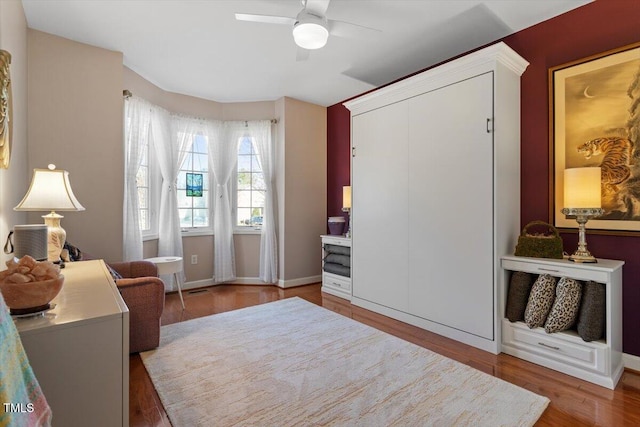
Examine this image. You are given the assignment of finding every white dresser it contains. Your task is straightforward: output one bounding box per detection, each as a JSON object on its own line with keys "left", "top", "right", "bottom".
{"left": 501, "top": 255, "right": 623, "bottom": 389}
{"left": 321, "top": 235, "right": 351, "bottom": 300}
{"left": 14, "top": 260, "right": 129, "bottom": 426}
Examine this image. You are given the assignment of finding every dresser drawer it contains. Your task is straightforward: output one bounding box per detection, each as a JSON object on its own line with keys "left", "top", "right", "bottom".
{"left": 502, "top": 320, "right": 608, "bottom": 374}
{"left": 323, "top": 272, "right": 351, "bottom": 292}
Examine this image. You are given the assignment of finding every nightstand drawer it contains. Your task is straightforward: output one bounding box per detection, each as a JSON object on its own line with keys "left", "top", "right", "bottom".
{"left": 323, "top": 272, "right": 351, "bottom": 292}
{"left": 322, "top": 236, "right": 351, "bottom": 247}
{"left": 502, "top": 320, "right": 607, "bottom": 374}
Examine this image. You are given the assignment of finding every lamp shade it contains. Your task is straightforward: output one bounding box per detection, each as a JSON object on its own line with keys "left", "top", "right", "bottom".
{"left": 564, "top": 167, "right": 601, "bottom": 209}
{"left": 14, "top": 167, "right": 85, "bottom": 212}
{"left": 343, "top": 186, "right": 351, "bottom": 209}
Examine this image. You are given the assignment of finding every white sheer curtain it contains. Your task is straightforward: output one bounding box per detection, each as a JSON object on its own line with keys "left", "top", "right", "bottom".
{"left": 149, "top": 110, "right": 193, "bottom": 289}
{"left": 248, "top": 120, "right": 278, "bottom": 283}
{"left": 207, "top": 121, "right": 242, "bottom": 283}
{"left": 122, "top": 96, "right": 151, "bottom": 261}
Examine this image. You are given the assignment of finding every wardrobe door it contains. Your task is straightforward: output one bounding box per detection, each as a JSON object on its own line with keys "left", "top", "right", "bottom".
{"left": 407, "top": 72, "right": 495, "bottom": 339}
{"left": 352, "top": 100, "right": 409, "bottom": 311}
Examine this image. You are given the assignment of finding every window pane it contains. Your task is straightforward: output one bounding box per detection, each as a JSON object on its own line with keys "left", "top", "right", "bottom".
{"left": 181, "top": 154, "right": 192, "bottom": 171}
{"left": 252, "top": 173, "right": 266, "bottom": 190}
{"left": 238, "top": 172, "right": 251, "bottom": 190}
{"left": 179, "top": 209, "right": 192, "bottom": 228}
{"left": 137, "top": 188, "right": 148, "bottom": 209}
{"left": 251, "top": 155, "right": 262, "bottom": 172}
{"left": 140, "top": 146, "right": 148, "bottom": 165}
{"left": 139, "top": 209, "right": 149, "bottom": 231}
{"left": 192, "top": 135, "right": 207, "bottom": 153}
{"left": 239, "top": 137, "right": 252, "bottom": 155}
{"left": 193, "top": 209, "right": 209, "bottom": 227}
{"left": 250, "top": 211, "right": 263, "bottom": 226}
{"left": 177, "top": 191, "right": 191, "bottom": 208}
{"left": 237, "top": 207, "right": 251, "bottom": 226}
{"left": 238, "top": 155, "right": 251, "bottom": 172}
{"left": 253, "top": 190, "right": 265, "bottom": 208}
{"left": 192, "top": 191, "right": 208, "bottom": 208}
{"left": 177, "top": 171, "right": 187, "bottom": 189}
{"left": 202, "top": 172, "right": 209, "bottom": 190}
{"left": 136, "top": 166, "right": 148, "bottom": 187}
{"left": 193, "top": 153, "right": 208, "bottom": 172}
{"left": 237, "top": 190, "right": 251, "bottom": 207}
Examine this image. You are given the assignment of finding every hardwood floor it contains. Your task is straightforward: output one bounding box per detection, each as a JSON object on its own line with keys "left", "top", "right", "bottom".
{"left": 130, "top": 284, "right": 640, "bottom": 426}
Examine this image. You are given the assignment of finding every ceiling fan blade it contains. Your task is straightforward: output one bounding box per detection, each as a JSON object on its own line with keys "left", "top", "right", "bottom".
{"left": 304, "top": 0, "right": 331, "bottom": 17}
{"left": 235, "top": 13, "right": 296, "bottom": 26}
{"left": 296, "top": 47, "right": 310, "bottom": 62}
{"left": 328, "top": 19, "right": 382, "bottom": 39}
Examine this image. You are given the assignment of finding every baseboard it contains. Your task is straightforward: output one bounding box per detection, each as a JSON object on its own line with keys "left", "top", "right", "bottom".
{"left": 232, "top": 277, "right": 276, "bottom": 285}
{"left": 165, "top": 277, "right": 278, "bottom": 293}
{"left": 181, "top": 278, "right": 215, "bottom": 291}
{"left": 277, "top": 275, "right": 321, "bottom": 289}
{"left": 624, "top": 352, "right": 640, "bottom": 372}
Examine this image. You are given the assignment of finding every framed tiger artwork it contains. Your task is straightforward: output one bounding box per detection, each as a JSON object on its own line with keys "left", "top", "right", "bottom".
{"left": 549, "top": 41, "right": 640, "bottom": 235}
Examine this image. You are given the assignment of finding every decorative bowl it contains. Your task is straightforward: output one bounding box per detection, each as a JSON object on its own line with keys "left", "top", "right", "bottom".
{"left": 0, "top": 274, "right": 64, "bottom": 314}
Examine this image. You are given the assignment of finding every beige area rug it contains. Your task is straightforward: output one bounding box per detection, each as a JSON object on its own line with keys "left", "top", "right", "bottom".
{"left": 141, "top": 297, "right": 549, "bottom": 426}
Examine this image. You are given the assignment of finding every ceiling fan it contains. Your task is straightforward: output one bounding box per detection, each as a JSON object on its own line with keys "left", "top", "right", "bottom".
{"left": 235, "top": 0, "right": 380, "bottom": 57}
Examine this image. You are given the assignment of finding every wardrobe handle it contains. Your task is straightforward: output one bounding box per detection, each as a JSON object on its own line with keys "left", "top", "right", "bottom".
{"left": 352, "top": 147, "right": 356, "bottom": 157}
{"left": 486, "top": 118, "right": 491, "bottom": 133}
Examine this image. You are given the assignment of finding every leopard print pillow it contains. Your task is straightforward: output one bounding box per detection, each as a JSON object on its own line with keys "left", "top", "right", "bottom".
{"left": 544, "top": 277, "right": 583, "bottom": 333}
{"left": 524, "top": 274, "right": 557, "bottom": 329}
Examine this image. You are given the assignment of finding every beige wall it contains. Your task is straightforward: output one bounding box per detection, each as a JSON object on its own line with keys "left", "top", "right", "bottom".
{"left": 0, "top": 0, "right": 28, "bottom": 265}
{"left": 126, "top": 72, "right": 327, "bottom": 286}
{"left": 20, "top": 34, "right": 326, "bottom": 286}
{"left": 28, "top": 30, "right": 124, "bottom": 262}
{"left": 281, "top": 97, "right": 327, "bottom": 285}
{"left": 125, "top": 66, "right": 279, "bottom": 283}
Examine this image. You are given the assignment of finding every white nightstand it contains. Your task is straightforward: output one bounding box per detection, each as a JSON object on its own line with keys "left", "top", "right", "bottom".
{"left": 321, "top": 235, "right": 351, "bottom": 300}
{"left": 145, "top": 256, "right": 185, "bottom": 309}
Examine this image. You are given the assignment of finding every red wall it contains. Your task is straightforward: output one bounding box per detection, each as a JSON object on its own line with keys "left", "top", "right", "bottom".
{"left": 326, "top": 0, "right": 640, "bottom": 356}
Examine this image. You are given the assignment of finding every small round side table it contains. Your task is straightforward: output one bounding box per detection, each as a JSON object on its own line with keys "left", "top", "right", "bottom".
{"left": 144, "top": 256, "right": 185, "bottom": 309}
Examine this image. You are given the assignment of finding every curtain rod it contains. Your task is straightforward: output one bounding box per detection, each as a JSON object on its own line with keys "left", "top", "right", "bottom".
{"left": 124, "top": 89, "right": 278, "bottom": 124}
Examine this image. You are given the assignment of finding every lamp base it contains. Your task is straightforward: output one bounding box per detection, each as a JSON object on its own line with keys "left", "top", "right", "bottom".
{"left": 561, "top": 207, "right": 603, "bottom": 265}
{"left": 42, "top": 211, "right": 66, "bottom": 263}
{"left": 568, "top": 252, "right": 598, "bottom": 263}
{"left": 342, "top": 207, "right": 351, "bottom": 238}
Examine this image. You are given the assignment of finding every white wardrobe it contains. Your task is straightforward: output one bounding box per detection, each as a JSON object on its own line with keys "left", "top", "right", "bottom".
{"left": 344, "top": 42, "right": 528, "bottom": 354}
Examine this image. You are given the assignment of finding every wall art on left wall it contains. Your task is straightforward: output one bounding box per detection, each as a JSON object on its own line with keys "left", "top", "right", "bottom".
{"left": 0, "top": 49, "right": 12, "bottom": 169}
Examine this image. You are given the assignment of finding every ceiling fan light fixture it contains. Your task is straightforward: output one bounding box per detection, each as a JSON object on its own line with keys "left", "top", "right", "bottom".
{"left": 292, "top": 13, "right": 329, "bottom": 50}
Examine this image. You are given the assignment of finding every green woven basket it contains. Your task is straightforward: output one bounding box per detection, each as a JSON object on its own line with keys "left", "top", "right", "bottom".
{"left": 514, "top": 220, "right": 564, "bottom": 259}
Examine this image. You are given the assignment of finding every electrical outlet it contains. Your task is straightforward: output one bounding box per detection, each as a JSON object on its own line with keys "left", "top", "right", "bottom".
{"left": 191, "top": 255, "right": 198, "bottom": 265}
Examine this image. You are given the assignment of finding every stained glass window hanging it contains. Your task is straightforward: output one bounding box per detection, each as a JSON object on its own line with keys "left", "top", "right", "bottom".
{"left": 186, "top": 173, "right": 203, "bottom": 197}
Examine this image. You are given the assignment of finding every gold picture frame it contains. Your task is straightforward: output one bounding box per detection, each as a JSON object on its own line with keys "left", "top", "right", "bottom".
{"left": 0, "top": 49, "right": 12, "bottom": 169}
{"left": 549, "top": 41, "right": 640, "bottom": 235}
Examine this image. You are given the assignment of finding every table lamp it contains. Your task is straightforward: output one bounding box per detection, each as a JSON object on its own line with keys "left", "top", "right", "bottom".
{"left": 342, "top": 185, "right": 351, "bottom": 238}
{"left": 561, "top": 167, "right": 603, "bottom": 263}
{"left": 14, "top": 164, "right": 85, "bottom": 263}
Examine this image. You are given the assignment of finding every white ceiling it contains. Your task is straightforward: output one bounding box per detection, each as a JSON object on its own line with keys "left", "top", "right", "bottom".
{"left": 21, "top": 0, "right": 591, "bottom": 107}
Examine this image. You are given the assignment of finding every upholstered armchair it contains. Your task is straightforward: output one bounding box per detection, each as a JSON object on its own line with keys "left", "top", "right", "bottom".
{"left": 109, "top": 261, "right": 165, "bottom": 354}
